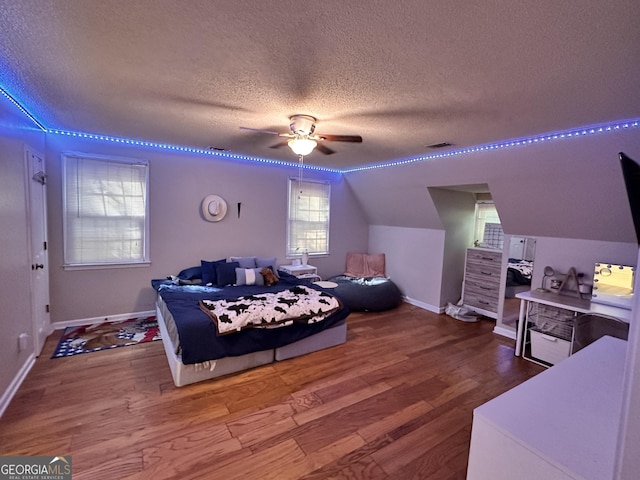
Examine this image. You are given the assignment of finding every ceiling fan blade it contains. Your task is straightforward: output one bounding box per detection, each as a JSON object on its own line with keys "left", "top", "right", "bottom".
{"left": 239, "top": 126, "right": 281, "bottom": 135}
{"left": 269, "top": 140, "right": 290, "bottom": 149}
{"left": 317, "top": 134, "right": 363, "bottom": 143}
{"left": 316, "top": 143, "right": 335, "bottom": 155}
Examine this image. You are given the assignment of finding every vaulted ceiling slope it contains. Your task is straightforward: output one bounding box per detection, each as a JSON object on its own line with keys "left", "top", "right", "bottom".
{"left": 1, "top": 1, "right": 639, "bottom": 169}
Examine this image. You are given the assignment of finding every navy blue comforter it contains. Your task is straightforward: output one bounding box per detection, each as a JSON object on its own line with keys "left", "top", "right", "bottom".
{"left": 152, "top": 273, "right": 350, "bottom": 364}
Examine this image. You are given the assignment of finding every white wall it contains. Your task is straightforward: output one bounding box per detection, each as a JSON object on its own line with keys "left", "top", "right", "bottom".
{"left": 531, "top": 236, "right": 637, "bottom": 293}
{"left": 346, "top": 128, "right": 640, "bottom": 244}
{"left": 44, "top": 135, "right": 369, "bottom": 324}
{"left": 369, "top": 225, "right": 445, "bottom": 311}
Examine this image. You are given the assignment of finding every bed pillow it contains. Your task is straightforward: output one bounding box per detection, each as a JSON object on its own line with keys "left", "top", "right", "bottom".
{"left": 215, "top": 261, "right": 240, "bottom": 287}
{"left": 177, "top": 265, "right": 202, "bottom": 280}
{"left": 200, "top": 259, "right": 226, "bottom": 285}
{"left": 256, "top": 257, "right": 279, "bottom": 278}
{"left": 235, "top": 267, "right": 265, "bottom": 286}
{"left": 230, "top": 256, "right": 257, "bottom": 269}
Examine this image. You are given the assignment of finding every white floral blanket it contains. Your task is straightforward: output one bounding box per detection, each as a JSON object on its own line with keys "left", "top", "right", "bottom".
{"left": 199, "top": 285, "right": 342, "bottom": 335}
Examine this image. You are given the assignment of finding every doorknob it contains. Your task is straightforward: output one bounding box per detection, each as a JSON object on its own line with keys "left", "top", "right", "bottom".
{"left": 32, "top": 264, "right": 44, "bottom": 270}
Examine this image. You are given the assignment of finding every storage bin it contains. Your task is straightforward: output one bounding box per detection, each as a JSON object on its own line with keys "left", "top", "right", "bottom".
{"left": 530, "top": 330, "right": 571, "bottom": 365}
{"left": 529, "top": 303, "right": 575, "bottom": 341}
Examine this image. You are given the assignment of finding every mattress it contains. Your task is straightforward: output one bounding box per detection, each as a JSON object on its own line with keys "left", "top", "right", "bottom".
{"left": 156, "top": 295, "right": 347, "bottom": 386}
{"left": 152, "top": 275, "right": 350, "bottom": 364}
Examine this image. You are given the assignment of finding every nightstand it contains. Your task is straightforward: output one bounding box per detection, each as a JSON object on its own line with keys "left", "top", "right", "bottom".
{"left": 278, "top": 264, "right": 321, "bottom": 281}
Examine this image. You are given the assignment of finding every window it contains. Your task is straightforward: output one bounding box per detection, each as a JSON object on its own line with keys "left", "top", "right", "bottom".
{"left": 474, "top": 201, "right": 503, "bottom": 249}
{"left": 287, "top": 178, "right": 330, "bottom": 257}
{"left": 63, "top": 153, "right": 149, "bottom": 267}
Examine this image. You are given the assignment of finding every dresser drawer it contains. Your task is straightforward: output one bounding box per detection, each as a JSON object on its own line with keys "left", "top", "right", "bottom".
{"left": 465, "top": 264, "right": 501, "bottom": 284}
{"left": 466, "top": 248, "right": 502, "bottom": 264}
{"left": 463, "top": 291, "right": 499, "bottom": 312}
{"left": 466, "top": 253, "right": 501, "bottom": 276}
{"left": 464, "top": 277, "right": 501, "bottom": 301}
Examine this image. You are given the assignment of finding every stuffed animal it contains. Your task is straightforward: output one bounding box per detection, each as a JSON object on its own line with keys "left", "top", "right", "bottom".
{"left": 261, "top": 267, "right": 279, "bottom": 286}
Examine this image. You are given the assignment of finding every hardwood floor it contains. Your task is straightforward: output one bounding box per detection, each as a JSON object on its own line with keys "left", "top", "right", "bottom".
{"left": 0, "top": 304, "right": 543, "bottom": 479}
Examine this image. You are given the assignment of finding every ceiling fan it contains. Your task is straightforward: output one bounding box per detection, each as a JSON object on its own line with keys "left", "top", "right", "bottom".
{"left": 240, "top": 115, "right": 363, "bottom": 156}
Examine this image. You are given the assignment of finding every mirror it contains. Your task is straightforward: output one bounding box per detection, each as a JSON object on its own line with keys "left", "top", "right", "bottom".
{"left": 592, "top": 263, "right": 635, "bottom": 309}
{"left": 502, "top": 237, "right": 536, "bottom": 326}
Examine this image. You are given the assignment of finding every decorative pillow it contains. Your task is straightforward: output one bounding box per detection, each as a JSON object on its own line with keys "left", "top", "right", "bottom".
{"left": 215, "top": 261, "right": 240, "bottom": 287}
{"left": 235, "top": 267, "right": 265, "bottom": 286}
{"left": 200, "top": 259, "right": 226, "bottom": 285}
{"left": 256, "top": 257, "right": 279, "bottom": 278}
{"left": 230, "top": 256, "right": 257, "bottom": 269}
{"left": 177, "top": 265, "right": 202, "bottom": 280}
{"left": 261, "top": 267, "right": 279, "bottom": 286}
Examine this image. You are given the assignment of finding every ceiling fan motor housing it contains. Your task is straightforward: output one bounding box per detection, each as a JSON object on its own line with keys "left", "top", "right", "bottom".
{"left": 290, "top": 115, "right": 316, "bottom": 136}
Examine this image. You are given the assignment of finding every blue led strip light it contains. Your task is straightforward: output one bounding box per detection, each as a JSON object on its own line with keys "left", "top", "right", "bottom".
{"left": 342, "top": 119, "right": 640, "bottom": 173}
{"left": 3, "top": 85, "right": 638, "bottom": 174}
{"left": 46, "top": 128, "right": 343, "bottom": 173}
{"left": 0, "top": 87, "right": 47, "bottom": 131}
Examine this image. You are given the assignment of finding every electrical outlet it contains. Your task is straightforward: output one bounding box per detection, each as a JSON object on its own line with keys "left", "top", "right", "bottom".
{"left": 18, "top": 333, "right": 29, "bottom": 352}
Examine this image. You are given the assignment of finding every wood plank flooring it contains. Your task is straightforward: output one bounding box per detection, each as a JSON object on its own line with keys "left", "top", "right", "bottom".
{"left": 0, "top": 303, "right": 544, "bottom": 479}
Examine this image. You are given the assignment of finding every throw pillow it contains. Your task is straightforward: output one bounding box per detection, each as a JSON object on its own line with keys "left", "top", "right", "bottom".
{"left": 215, "top": 261, "right": 240, "bottom": 287}
{"left": 200, "top": 259, "right": 226, "bottom": 285}
{"left": 256, "top": 257, "right": 279, "bottom": 278}
{"left": 177, "top": 265, "right": 202, "bottom": 280}
{"left": 235, "top": 267, "right": 265, "bottom": 286}
{"left": 230, "top": 256, "right": 257, "bottom": 269}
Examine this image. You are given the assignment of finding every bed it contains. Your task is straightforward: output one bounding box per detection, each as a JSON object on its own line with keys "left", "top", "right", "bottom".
{"left": 152, "top": 259, "right": 350, "bottom": 386}
{"left": 326, "top": 252, "right": 403, "bottom": 312}
{"left": 505, "top": 258, "right": 533, "bottom": 297}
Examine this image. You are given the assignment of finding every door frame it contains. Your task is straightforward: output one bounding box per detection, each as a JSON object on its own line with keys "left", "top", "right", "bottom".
{"left": 24, "top": 145, "right": 51, "bottom": 356}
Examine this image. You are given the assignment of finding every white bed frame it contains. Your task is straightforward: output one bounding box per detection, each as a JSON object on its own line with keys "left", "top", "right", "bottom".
{"left": 155, "top": 298, "right": 347, "bottom": 387}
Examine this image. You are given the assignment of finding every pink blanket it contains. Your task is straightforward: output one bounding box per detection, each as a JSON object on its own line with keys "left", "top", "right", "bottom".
{"left": 345, "top": 252, "right": 386, "bottom": 277}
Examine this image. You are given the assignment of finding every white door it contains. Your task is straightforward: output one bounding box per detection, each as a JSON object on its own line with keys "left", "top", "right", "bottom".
{"left": 25, "top": 147, "right": 51, "bottom": 356}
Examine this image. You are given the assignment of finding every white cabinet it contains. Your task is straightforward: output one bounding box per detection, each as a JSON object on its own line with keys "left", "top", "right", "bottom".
{"left": 467, "top": 336, "right": 627, "bottom": 480}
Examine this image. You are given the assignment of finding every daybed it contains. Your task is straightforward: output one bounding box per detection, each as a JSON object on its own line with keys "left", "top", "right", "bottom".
{"left": 327, "top": 252, "right": 403, "bottom": 312}
{"left": 152, "top": 257, "right": 350, "bottom": 386}
{"left": 505, "top": 258, "right": 533, "bottom": 297}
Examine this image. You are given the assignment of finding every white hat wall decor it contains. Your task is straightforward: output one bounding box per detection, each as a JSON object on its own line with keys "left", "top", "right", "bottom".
{"left": 201, "top": 194, "right": 228, "bottom": 222}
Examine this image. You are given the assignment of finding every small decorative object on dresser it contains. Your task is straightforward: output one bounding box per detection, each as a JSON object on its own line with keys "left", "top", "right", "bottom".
{"left": 462, "top": 247, "right": 502, "bottom": 319}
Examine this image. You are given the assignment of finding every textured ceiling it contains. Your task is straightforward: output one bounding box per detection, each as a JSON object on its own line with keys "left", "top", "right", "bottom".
{"left": 1, "top": 0, "right": 639, "bottom": 168}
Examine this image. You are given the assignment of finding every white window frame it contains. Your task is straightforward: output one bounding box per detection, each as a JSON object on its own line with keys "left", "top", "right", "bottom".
{"left": 62, "top": 152, "right": 150, "bottom": 269}
{"left": 474, "top": 201, "right": 502, "bottom": 249}
{"left": 287, "top": 178, "right": 331, "bottom": 257}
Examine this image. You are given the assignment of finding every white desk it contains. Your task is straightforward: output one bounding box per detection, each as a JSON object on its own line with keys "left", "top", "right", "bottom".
{"left": 467, "top": 336, "right": 626, "bottom": 480}
{"left": 514, "top": 290, "right": 630, "bottom": 357}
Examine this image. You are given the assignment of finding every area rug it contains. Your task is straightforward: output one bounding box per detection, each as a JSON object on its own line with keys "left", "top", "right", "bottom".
{"left": 52, "top": 316, "right": 161, "bottom": 358}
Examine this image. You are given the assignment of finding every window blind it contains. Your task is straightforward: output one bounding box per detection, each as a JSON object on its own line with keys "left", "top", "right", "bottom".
{"left": 287, "top": 178, "right": 331, "bottom": 256}
{"left": 63, "top": 153, "right": 149, "bottom": 266}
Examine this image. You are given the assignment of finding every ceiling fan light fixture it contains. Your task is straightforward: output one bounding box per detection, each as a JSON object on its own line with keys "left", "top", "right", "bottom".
{"left": 288, "top": 137, "right": 317, "bottom": 156}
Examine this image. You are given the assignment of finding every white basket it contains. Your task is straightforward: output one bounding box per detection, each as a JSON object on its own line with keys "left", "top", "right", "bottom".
{"left": 530, "top": 330, "right": 571, "bottom": 365}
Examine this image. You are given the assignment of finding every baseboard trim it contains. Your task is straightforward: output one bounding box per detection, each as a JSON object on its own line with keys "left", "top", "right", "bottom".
{"left": 0, "top": 354, "right": 35, "bottom": 418}
{"left": 493, "top": 325, "right": 517, "bottom": 340}
{"left": 52, "top": 310, "right": 156, "bottom": 330}
{"left": 403, "top": 297, "right": 445, "bottom": 314}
